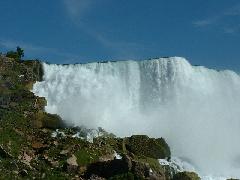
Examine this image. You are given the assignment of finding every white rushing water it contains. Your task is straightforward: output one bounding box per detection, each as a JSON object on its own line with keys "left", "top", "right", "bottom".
{"left": 33, "top": 57, "right": 240, "bottom": 179}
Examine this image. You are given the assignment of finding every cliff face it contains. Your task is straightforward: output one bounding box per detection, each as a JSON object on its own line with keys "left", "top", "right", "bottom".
{"left": 0, "top": 55, "right": 199, "bottom": 179}
{"left": 0, "top": 55, "right": 62, "bottom": 128}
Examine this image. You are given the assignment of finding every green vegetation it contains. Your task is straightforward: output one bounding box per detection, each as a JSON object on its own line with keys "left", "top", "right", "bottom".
{"left": 137, "top": 156, "right": 163, "bottom": 172}
{"left": 75, "top": 149, "right": 98, "bottom": 166}
{"left": 6, "top": 46, "right": 24, "bottom": 61}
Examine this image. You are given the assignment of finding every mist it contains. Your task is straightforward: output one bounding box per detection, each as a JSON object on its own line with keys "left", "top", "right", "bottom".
{"left": 32, "top": 57, "right": 240, "bottom": 178}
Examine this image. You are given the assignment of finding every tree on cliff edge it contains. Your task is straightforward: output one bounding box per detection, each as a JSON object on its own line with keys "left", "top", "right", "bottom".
{"left": 6, "top": 46, "right": 24, "bottom": 61}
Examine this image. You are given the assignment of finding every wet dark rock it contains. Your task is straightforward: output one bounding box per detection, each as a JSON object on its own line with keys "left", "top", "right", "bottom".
{"left": 173, "top": 171, "right": 200, "bottom": 180}
{"left": 0, "top": 145, "right": 13, "bottom": 158}
{"left": 85, "top": 159, "right": 129, "bottom": 178}
{"left": 19, "top": 169, "right": 28, "bottom": 177}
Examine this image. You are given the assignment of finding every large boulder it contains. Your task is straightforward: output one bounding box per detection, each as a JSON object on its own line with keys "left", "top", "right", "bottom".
{"left": 125, "top": 135, "right": 171, "bottom": 159}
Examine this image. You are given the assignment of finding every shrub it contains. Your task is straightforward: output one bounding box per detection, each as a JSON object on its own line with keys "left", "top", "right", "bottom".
{"left": 6, "top": 47, "right": 24, "bottom": 61}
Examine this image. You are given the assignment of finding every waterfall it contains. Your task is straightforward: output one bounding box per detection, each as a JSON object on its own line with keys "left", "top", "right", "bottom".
{"left": 33, "top": 57, "right": 240, "bottom": 178}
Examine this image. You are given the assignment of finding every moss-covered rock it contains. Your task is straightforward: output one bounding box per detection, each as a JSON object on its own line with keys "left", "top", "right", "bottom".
{"left": 125, "top": 135, "right": 171, "bottom": 159}
{"left": 34, "top": 110, "right": 63, "bottom": 129}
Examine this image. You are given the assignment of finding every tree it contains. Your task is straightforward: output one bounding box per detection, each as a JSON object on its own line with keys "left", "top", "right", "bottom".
{"left": 6, "top": 46, "right": 24, "bottom": 61}
{"left": 16, "top": 46, "right": 24, "bottom": 58}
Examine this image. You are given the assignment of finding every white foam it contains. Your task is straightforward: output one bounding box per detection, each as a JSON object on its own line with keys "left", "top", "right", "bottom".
{"left": 113, "top": 151, "right": 122, "bottom": 160}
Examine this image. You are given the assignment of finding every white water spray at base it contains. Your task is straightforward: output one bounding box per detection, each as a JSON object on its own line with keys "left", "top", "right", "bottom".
{"left": 32, "top": 57, "right": 240, "bottom": 179}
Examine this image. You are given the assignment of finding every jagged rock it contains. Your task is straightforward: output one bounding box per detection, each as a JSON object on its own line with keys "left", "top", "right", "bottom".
{"left": 0, "top": 145, "right": 13, "bottom": 158}
{"left": 19, "top": 169, "right": 28, "bottom": 177}
{"left": 67, "top": 155, "right": 77, "bottom": 164}
{"left": 125, "top": 135, "right": 171, "bottom": 159}
{"left": 21, "top": 151, "right": 33, "bottom": 167}
{"left": 173, "top": 171, "right": 200, "bottom": 180}
{"left": 67, "top": 154, "right": 79, "bottom": 173}
{"left": 98, "top": 154, "right": 115, "bottom": 162}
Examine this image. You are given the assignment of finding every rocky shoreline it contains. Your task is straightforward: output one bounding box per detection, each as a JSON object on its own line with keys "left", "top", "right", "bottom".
{"left": 0, "top": 55, "right": 201, "bottom": 179}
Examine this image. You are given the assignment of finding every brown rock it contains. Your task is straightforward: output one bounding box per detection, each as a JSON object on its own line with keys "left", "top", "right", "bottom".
{"left": 60, "top": 149, "right": 70, "bottom": 155}
{"left": 32, "top": 141, "right": 46, "bottom": 149}
{"left": 21, "top": 151, "right": 33, "bottom": 167}
{"left": 98, "top": 154, "right": 115, "bottom": 162}
{"left": 67, "top": 154, "right": 79, "bottom": 173}
{"left": 67, "top": 154, "right": 78, "bottom": 166}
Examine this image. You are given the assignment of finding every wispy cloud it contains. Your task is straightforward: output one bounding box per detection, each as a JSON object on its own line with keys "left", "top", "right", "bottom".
{"left": 193, "top": 17, "right": 219, "bottom": 27}
{"left": 62, "top": 0, "right": 92, "bottom": 25}
{"left": 61, "top": 0, "right": 145, "bottom": 60}
{"left": 193, "top": 3, "right": 240, "bottom": 34}
{"left": 223, "top": 25, "right": 240, "bottom": 34}
{"left": 224, "top": 4, "right": 240, "bottom": 16}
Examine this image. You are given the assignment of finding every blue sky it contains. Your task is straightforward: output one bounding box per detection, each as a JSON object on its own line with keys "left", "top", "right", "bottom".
{"left": 0, "top": 0, "right": 240, "bottom": 71}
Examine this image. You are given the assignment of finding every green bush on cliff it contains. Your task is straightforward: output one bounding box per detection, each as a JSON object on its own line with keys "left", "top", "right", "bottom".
{"left": 6, "top": 46, "right": 24, "bottom": 61}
